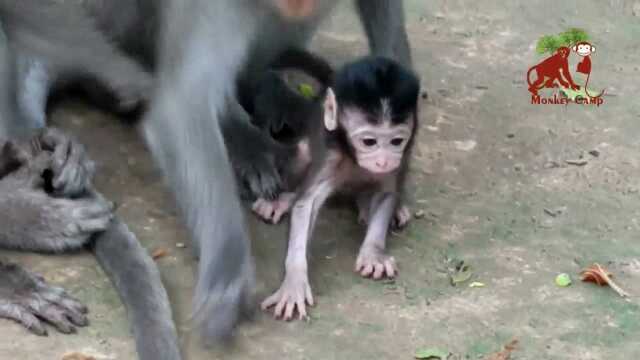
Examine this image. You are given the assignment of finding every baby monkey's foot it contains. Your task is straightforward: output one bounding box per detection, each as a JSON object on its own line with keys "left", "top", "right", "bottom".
{"left": 261, "top": 271, "right": 314, "bottom": 321}
{"left": 357, "top": 204, "right": 411, "bottom": 230}
{"left": 355, "top": 247, "right": 397, "bottom": 280}
{"left": 252, "top": 192, "right": 295, "bottom": 224}
{"left": 391, "top": 205, "right": 411, "bottom": 230}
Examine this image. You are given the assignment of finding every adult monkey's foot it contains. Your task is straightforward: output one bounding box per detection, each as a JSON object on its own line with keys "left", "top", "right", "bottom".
{"left": 0, "top": 261, "right": 89, "bottom": 336}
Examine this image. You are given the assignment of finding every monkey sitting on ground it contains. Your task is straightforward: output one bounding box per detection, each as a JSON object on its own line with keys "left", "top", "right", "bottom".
{"left": 253, "top": 56, "right": 420, "bottom": 320}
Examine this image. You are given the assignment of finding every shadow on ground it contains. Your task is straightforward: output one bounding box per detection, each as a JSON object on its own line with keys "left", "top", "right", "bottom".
{"left": 1, "top": 1, "right": 639, "bottom": 359}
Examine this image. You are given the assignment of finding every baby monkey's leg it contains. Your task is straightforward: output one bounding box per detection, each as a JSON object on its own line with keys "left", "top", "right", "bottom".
{"left": 392, "top": 204, "right": 411, "bottom": 229}
{"left": 262, "top": 174, "right": 336, "bottom": 320}
{"left": 357, "top": 193, "right": 411, "bottom": 230}
{"left": 355, "top": 192, "right": 398, "bottom": 279}
{"left": 251, "top": 139, "right": 310, "bottom": 224}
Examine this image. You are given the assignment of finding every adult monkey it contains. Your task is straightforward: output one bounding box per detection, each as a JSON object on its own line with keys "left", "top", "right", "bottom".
{"left": 143, "top": 0, "right": 412, "bottom": 341}
{"left": 0, "top": 2, "right": 181, "bottom": 359}
{"left": 8, "top": 0, "right": 412, "bottom": 342}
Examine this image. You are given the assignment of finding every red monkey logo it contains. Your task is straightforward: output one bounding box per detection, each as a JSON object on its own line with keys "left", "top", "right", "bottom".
{"left": 527, "top": 47, "right": 579, "bottom": 96}
{"left": 572, "top": 41, "right": 605, "bottom": 98}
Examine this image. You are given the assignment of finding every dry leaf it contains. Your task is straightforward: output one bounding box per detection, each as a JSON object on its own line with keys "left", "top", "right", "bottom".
{"left": 580, "top": 263, "right": 630, "bottom": 298}
{"left": 486, "top": 339, "right": 518, "bottom": 360}
{"left": 151, "top": 248, "right": 169, "bottom": 260}
{"left": 62, "top": 352, "right": 96, "bottom": 360}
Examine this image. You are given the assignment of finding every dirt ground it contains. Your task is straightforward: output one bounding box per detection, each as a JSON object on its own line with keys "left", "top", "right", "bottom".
{"left": 2, "top": 1, "right": 640, "bottom": 359}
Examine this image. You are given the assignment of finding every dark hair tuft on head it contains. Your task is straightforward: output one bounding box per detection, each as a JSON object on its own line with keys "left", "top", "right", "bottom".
{"left": 334, "top": 56, "right": 420, "bottom": 124}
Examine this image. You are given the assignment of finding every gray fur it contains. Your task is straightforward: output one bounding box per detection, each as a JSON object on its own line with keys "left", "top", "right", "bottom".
{"left": 0, "top": 132, "right": 181, "bottom": 359}
{"left": 2, "top": 0, "right": 412, "bottom": 343}
{"left": 0, "top": 0, "right": 152, "bottom": 137}
{"left": 355, "top": 0, "right": 413, "bottom": 67}
{"left": 0, "top": 260, "right": 89, "bottom": 336}
{"left": 92, "top": 219, "right": 181, "bottom": 360}
{"left": 143, "top": 1, "right": 258, "bottom": 341}
{"left": 0, "top": 3, "right": 180, "bottom": 358}
{"left": 141, "top": 0, "right": 412, "bottom": 341}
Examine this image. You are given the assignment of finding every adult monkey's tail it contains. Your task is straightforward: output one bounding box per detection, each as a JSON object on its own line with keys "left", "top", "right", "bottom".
{"left": 91, "top": 219, "right": 182, "bottom": 360}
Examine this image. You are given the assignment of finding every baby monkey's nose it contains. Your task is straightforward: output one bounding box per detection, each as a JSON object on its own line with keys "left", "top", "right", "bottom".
{"left": 376, "top": 158, "right": 389, "bottom": 169}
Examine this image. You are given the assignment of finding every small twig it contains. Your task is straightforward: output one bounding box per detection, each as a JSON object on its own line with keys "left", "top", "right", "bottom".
{"left": 594, "top": 263, "right": 630, "bottom": 298}
{"left": 581, "top": 263, "right": 630, "bottom": 298}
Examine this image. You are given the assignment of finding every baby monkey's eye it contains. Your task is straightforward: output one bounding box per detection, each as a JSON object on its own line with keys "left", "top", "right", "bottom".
{"left": 390, "top": 138, "right": 405, "bottom": 146}
{"left": 362, "top": 138, "right": 377, "bottom": 147}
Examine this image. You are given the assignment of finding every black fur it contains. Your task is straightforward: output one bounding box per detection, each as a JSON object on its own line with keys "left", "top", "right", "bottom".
{"left": 251, "top": 47, "right": 335, "bottom": 143}
{"left": 253, "top": 71, "right": 316, "bottom": 143}
{"left": 334, "top": 56, "right": 420, "bottom": 125}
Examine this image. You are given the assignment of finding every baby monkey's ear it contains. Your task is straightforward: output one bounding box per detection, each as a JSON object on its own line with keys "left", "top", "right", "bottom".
{"left": 323, "top": 88, "right": 338, "bottom": 131}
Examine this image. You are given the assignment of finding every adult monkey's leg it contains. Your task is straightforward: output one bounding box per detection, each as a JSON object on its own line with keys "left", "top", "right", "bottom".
{"left": 355, "top": 0, "right": 413, "bottom": 67}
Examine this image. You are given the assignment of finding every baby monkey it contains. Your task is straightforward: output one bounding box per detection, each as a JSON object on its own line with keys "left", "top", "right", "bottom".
{"left": 253, "top": 56, "right": 420, "bottom": 320}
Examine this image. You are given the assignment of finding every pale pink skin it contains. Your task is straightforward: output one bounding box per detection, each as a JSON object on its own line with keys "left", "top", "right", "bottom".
{"left": 259, "top": 90, "right": 416, "bottom": 321}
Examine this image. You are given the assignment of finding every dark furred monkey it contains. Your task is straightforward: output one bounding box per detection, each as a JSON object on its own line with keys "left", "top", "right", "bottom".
{"left": 255, "top": 57, "right": 420, "bottom": 320}
{"left": 248, "top": 47, "right": 335, "bottom": 156}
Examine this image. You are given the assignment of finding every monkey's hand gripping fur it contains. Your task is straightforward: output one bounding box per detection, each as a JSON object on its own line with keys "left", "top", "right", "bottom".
{"left": 0, "top": 138, "right": 114, "bottom": 252}
{"left": 0, "top": 139, "right": 108, "bottom": 335}
{"left": 0, "top": 133, "right": 181, "bottom": 359}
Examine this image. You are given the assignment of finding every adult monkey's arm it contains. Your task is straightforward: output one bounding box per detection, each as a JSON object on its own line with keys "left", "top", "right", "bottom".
{"left": 142, "top": 0, "right": 256, "bottom": 342}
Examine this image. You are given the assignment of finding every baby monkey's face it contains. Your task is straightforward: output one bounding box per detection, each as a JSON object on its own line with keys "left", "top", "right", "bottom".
{"left": 341, "top": 107, "right": 414, "bottom": 175}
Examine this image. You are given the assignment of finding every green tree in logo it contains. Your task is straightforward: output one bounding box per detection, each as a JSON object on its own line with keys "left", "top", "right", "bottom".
{"left": 536, "top": 28, "right": 589, "bottom": 54}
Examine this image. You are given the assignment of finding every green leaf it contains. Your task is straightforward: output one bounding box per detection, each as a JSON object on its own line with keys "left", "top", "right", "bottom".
{"left": 559, "top": 87, "right": 581, "bottom": 101}
{"left": 559, "top": 86, "right": 602, "bottom": 101}
{"left": 555, "top": 273, "right": 572, "bottom": 287}
{"left": 298, "top": 83, "right": 316, "bottom": 99}
{"left": 536, "top": 35, "right": 562, "bottom": 54}
{"left": 415, "top": 348, "right": 449, "bottom": 359}
{"left": 559, "top": 28, "right": 589, "bottom": 47}
{"left": 450, "top": 261, "right": 473, "bottom": 286}
{"left": 469, "top": 281, "right": 486, "bottom": 288}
